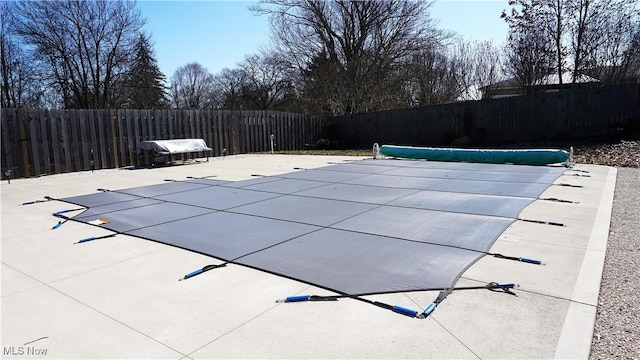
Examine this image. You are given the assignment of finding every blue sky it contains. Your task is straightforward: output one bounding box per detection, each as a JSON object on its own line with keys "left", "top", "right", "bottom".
{"left": 137, "top": 0, "right": 510, "bottom": 79}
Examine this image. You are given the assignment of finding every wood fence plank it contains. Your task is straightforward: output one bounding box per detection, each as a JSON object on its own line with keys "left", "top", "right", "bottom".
{"left": 204, "top": 110, "right": 213, "bottom": 152}
{"left": 287, "top": 112, "right": 293, "bottom": 150}
{"left": 282, "top": 112, "right": 288, "bottom": 150}
{"left": 210, "top": 111, "right": 218, "bottom": 156}
{"left": 294, "top": 112, "right": 299, "bottom": 149}
{"left": 165, "top": 109, "right": 173, "bottom": 139}
{"left": 139, "top": 109, "right": 147, "bottom": 140}
{"left": 125, "top": 109, "right": 135, "bottom": 166}
{"left": 216, "top": 111, "right": 224, "bottom": 156}
{"left": 189, "top": 109, "right": 196, "bottom": 139}
{"left": 96, "top": 110, "right": 108, "bottom": 169}
{"left": 181, "top": 109, "right": 188, "bottom": 139}
{"left": 49, "top": 109, "right": 62, "bottom": 174}
{"left": 241, "top": 110, "right": 247, "bottom": 153}
{"left": 59, "top": 110, "right": 72, "bottom": 172}
{"left": 279, "top": 112, "right": 285, "bottom": 150}
{"left": 87, "top": 109, "right": 97, "bottom": 171}
{"left": 256, "top": 111, "right": 262, "bottom": 152}
{"left": 78, "top": 109, "right": 90, "bottom": 171}
{"left": 251, "top": 112, "right": 257, "bottom": 152}
{"left": 108, "top": 109, "right": 119, "bottom": 168}
{"left": 151, "top": 109, "right": 157, "bottom": 141}
{"left": 295, "top": 113, "right": 301, "bottom": 150}
{"left": 196, "top": 109, "right": 203, "bottom": 140}
{"left": 249, "top": 111, "right": 255, "bottom": 152}
{"left": 39, "top": 109, "right": 52, "bottom": 175}
{"left": 155, "top": 108, "right": 162, "bottom": 140}
{"left": 133, "top": 110, "right": 141, "bottom": 166}
{"left": 163, "top": 109, "right": 171, "bottom": 139}
{"left": 246, "top": 111, "right": 252, "bottom": 153}
{"left": 274, "top": 112, "right": 281, "bottom": 151}
{"left": 17, "top": 109, "right": 31, "bottom": 177}
{"left": 283, "top": 111, "right": 289, "bottom": 150}
{"left": 261, "top": 110, "right": 268, "bottom": 152}
{"left": 242, "top": 112, "right": 248, "bottom": 153}
{"left": 231, "top": 111, "right": 239, "bottom": 154}
{"left": 1, "top": 109, "right": 16, "bottom": 176}
{"left": 175, "top": 110, "right": 182, "bottom": 139}
{"left": 27, "top": 109, "right": 41, "bottom": 177}
{"left": 69, "top": 110, "right": 82, "bottom": 172}
{"left": 222, "top": 110, "right": 230, "bottom": 155}
{"left": 117, "top": 109, "right": 127, "bottom": 167}
{"left": 229, "top": 110, "right": 235, "bottom": 154}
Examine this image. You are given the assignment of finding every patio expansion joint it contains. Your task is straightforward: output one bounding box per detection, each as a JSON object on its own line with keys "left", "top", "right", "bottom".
{"left": 430, "top": 315, "right": 482, "bottom": 360}
{"left": 2, "top": 245, "right": 171, "bottom": 295}
{"left": 1, "top": 261, "right": 189, "bottom": 358}
{"left": 183, "top": 295, "right": 294, "bottom": 358}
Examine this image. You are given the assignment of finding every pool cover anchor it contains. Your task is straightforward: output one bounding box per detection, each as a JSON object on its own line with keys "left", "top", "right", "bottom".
{"left": 21, "top": 196, "right": 52, "bottom": 206}
{"left": 186, "top": 175, "right": 218, "bottom": 179}
{"left": 541, "top": 197, "right": 579, "bottom": 204}
{"left": 51, "top": 207, "right": 86, "bottom": 229}
{"left": 178, "top": 263, "right": 227, "bottom": 281}
{"left": 554, "top": 183, "right": 583, "bottom": 188}
{"left": 490, "top": 252, "right": 543, "bottom": 265}
{"left": 518, "top": 218, "right": 565, "bottom": 227}
{"left": 566, "top": 168, "right": 590, "bottom": 174}
{"left": 74, "top": 234, "right": 117, "bottom": 244}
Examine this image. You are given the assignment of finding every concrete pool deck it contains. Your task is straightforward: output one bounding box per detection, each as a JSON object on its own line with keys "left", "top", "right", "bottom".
{"left": 1, "top": 154, "right": 616, "bottom": 359}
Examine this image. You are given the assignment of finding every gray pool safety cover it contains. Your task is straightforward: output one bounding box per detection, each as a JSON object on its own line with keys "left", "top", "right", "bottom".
{"left": 60, "top": 158, "right": 566, "bottom": 296}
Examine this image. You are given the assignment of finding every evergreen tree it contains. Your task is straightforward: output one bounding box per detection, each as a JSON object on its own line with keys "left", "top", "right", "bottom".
{"left": 126, "top": 34, "right": 168, "bottom": 109}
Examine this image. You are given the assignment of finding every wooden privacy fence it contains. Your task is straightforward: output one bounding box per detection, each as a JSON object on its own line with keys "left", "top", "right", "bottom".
{"left": 332, "top": 84, "right": 640, "bottom": 148}
{"left": 1, "top": 109, "right": 327, "bottom": 178}
{"left": 3, "top": 84, "right": 638, "bottom": 179}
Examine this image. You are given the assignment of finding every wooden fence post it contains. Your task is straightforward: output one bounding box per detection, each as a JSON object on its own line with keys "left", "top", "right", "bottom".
{"left": 17, "top": 108, "right": 31, "bottom": 178}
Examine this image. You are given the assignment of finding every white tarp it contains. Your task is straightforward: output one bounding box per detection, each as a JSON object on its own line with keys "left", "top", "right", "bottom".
{"left": 137, "top": 139, "right": 211, "bottom": 155}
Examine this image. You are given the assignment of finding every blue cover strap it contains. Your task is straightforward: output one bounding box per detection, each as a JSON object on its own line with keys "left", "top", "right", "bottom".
{"left": 77, "top": 236, "right": 95, "bottom": 243}
{"left": 392, "top": 305, "right": 418, "bottom": 317}
{"left": 184, "top": 268, "right": 203, "bottom": 279}
{"left": 520, "top": 257, "right": 542, "bottom": 265}
{"left": 421, "top": 303, "right": 437, "bottom": 317}
{"left": 285, "top": 295, "right": 310, "bottom": 303}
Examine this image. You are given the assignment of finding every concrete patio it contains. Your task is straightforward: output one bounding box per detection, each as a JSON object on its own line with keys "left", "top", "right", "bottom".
{"left": 1, "top": 154, "right": 616, "bottom": 359}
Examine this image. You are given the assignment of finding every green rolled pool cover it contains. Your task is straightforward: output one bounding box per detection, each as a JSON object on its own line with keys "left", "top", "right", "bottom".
{"left": 380, "top": 145, "right": 569, "bottom": 165}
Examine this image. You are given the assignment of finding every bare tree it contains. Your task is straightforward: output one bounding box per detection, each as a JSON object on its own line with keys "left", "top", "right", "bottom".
{"left": 252, "top": 0, "right": 444, "bottom": 115}
{"left": 169, "top": 63, "right": 216, "bottom": 109}
{"left": 238, "top": 53, "right": 293, "bottom": 109}
{"left": 453, "top": 39, "right": 504, "bottom": 101}
{"left": 502, "top": 0, "right": 566, "bottom": 84}
{"left": 0, "top": 2, "right": 43, "bottom": 108}
{"left": 214, "top": 68, "right": 248, "bottom": 110}
{"left": 13, "top": 0, "right": 144, "bottom": 108}
{"left": 503, "top": 24, "right": 556, "bottom": 91}
{"left": 545, "top": 0, "right": 567, "bottom": 84}
{"left": 503, "top": 0, "right": 639, "bottom": 84}
{"left": 403, "top": 46, "right": 461, "bottom": 106}
{"left": 581, "top": 2, "right": 640, "bottom": 84}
